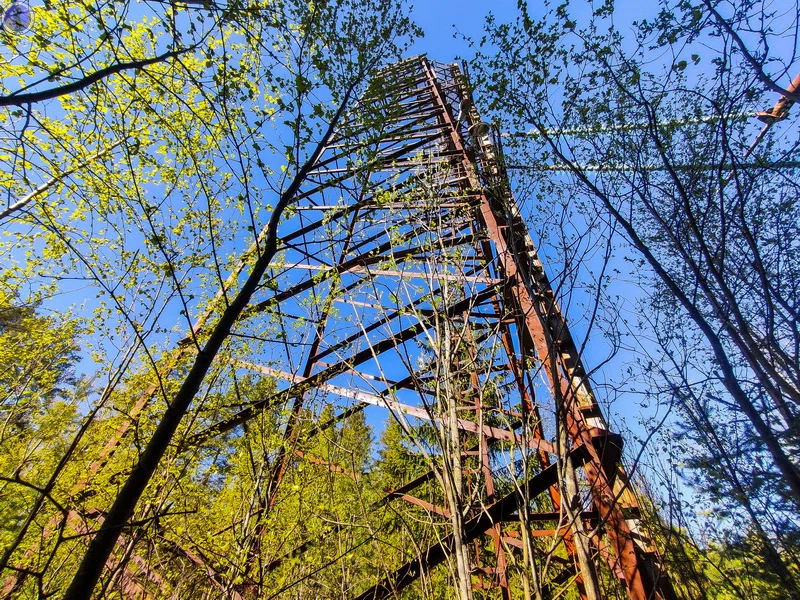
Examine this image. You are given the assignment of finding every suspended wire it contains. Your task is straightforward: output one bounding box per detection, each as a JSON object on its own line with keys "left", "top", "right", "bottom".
{"left": 506, "top": 160, "right": 800, "bottom": 173}
{"left": 503, "top": 112, "right": 756, "bottom": 138}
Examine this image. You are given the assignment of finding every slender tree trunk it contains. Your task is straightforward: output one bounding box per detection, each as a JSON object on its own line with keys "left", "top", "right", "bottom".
{"left": 439, "top": 314, "right": 474, "bottom": 600}
{"left": 62, "top": 85, "right": 357, "bottom": 600}
{"left": 557, "top": 408, "right": 602, "bottom": 600}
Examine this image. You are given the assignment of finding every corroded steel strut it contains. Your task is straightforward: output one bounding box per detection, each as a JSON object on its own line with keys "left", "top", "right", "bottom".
{"left": 306, "top": 56, "right": 676, "bottom": 600}
{"left": 194, "top": 56, "right": 675, "bottom": 598}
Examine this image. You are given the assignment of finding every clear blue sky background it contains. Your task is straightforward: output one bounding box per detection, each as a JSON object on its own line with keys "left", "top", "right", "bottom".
{"left": 408, "top": 0, "right": 659, "bottom": 67}
{"left": 409, "top": 1, "right": 519, "bottom": 61}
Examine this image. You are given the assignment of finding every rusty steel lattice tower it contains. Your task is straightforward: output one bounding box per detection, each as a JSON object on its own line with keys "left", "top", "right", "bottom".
{"left": 202, "top": 56, "right": 677, "bottom": 599}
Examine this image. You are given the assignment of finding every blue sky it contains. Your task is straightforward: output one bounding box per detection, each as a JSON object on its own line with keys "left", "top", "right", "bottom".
{"left": 409, "top": 0, "right": 518, "bottom": 61}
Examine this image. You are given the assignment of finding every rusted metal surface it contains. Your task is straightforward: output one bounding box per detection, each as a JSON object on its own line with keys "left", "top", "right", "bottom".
{"left": 190, "top": 55, "right": 674, "bottom": 600}
{"left": 71, "top": 55, "right": 673, "bottom": 599}
{"left": 756, "top": 72, "right": 800, "bottom": 122}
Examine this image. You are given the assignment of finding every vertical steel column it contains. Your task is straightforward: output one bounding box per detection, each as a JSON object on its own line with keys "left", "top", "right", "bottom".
{"left": 448, "top": 61, "right": 676, "bottom": 600}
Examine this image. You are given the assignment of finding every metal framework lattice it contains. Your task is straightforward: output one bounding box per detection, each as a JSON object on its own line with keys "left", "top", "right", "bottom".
{"left": 202, "top": 55, "right": 677, "bottom": 599}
